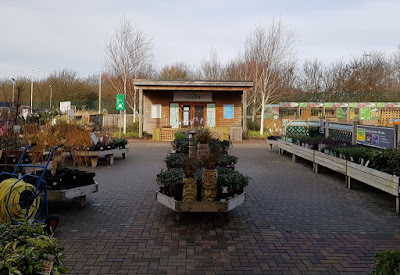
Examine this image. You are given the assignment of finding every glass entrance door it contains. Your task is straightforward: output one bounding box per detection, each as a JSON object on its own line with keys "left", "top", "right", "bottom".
{"left": 182, "top": 105, "right": 191, "bottom": 128}
{"left": 194, "top": 105, "right": 204, "bottom": 127}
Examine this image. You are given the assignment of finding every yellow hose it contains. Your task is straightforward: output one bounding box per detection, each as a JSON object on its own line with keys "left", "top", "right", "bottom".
{"left": 0, "top": 178, "right": 41, "bottom": 223}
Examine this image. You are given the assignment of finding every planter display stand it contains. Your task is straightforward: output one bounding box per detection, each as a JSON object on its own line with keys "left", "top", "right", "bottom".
{"left": 47, "top": 182, "right": 98, "bottom": 207}
{"left": 73, "top": 148, "right": 128, "bottom": 168}
{"left": 277, "top": 140, "right": 400, "bottom": 212}
{"left": 156, "top": 191, "right": 246, "bottom": 221}
{"left": 266, "top": 139, "right": 278, "bottom": 151}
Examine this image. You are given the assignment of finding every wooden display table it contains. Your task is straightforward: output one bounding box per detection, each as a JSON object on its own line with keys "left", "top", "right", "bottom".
{"left": 156, "top": 191, "right": 246, "bottom": 221}
{"left": 47, "top": 182, "right": 98, "bottom": 207}
{"left": 73, "top": 148, "right": 128, "bottom": 167}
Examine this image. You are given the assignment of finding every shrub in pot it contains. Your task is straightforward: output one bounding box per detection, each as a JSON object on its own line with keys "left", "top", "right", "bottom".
{"left": 156, "top": 168, "right": 184, "bottom": 200}
{"left": 115, "top": 137, "right": 128, "bottom": 149}
{"left": 165, "top": 153, "right": 186, "bottom": 169}
{"left": 217, "top": 154, "right": 238, "bottom": 169}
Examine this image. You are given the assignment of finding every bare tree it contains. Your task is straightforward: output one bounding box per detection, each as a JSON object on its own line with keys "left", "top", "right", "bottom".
{"left": 244, "top": 18, "right": 297, "bottom": 135}
{"left": 298, "top": 59, "right": 324, "bottom": 101}
{"left": 200, "top": 49, "right": 223, "bottom": 80}
{"left": 158, "top": 62, "right": 194, "bottom": 80}
{"left": 105, "top": 16, "right": 153, "bottom": 129}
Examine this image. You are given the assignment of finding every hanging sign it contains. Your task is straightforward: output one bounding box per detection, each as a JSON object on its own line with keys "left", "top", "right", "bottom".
{"left": 116, "top": 94, "right": 125, "bottom": 110}
{"left": 264, "top": 104, "right": 279, "bottom": 119}
{"left": 280, "top": 102, "right": 298, "bottom": 107}
{"left": 173, "top": 92, "right": 212, "bottom": 102}
{"left": 337, "top": 108, "right": 348, "bottom": 119}
{"left": 333, "top": 103, "right": 348, "bottom": 107}
{"left": 376, "top": 102, "right": 385, "bottom": 108}
{"left": 299, "top": 102, "right": 307, "bottom": 107}
{"left": 359, "top": 108, "right": 371, "bottom": 120}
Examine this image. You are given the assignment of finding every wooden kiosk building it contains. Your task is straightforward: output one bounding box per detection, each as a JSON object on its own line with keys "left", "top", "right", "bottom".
{"left": 133, "top": 80, "right": 253, "bottom": 141}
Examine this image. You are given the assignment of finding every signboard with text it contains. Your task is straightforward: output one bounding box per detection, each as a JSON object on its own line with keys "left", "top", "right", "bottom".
{"left": 357, "top": 125, "right": 395, "bottom": 149}
{"left": 223, "top": 104, "right": 234, "bottom": 119}
{"left": 116, "top": 94, "right": 125, "bottom": 110}
{"left": 173, "top": 91, "right": 212, "bottom": 102}
{"left": 359, "top": 107, "right": 371, "bottom": 120}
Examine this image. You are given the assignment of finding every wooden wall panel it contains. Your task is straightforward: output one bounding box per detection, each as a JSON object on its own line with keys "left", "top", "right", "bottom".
{"left": 213, "top": 91, "right": 242, "bottom": 127}
{"left": 143, "top": 90, "right": 243, "bottom": 132}
{"left": 143, "top": 91, "right": 173, "bottom": 133}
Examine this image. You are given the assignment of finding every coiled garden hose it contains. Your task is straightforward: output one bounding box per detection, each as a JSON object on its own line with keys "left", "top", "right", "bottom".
{"left": 0, "top": 178, "right": 41, "bottom": 222}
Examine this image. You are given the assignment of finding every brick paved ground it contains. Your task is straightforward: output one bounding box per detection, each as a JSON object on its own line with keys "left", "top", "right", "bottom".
{"left": 53, "top": 140, "right": 400, "bottom": 274}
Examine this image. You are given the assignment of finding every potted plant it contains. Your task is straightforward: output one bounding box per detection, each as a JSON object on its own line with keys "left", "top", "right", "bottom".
{"left": 156, "top": 168, "right": 184, "bottom": 200}
{"left": 217, "top": 167, "right": 249, "bottom": 199}
{"left": 165, "top": 153, "right": 186, "bottom": 169}
{"left": 115, "top": 137, "right": 128, "bottom": 149}
{"left": 217, "top": 154, "right": 238, "bottom": 170}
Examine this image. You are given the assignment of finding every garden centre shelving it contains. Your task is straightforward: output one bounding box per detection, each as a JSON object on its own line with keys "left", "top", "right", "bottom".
{"left": 47, "top": 182, "right": 98, "bottom": 207}
{"left": 277, "top": 139, "right": 400, "bottom": 212}
{"left": 156, "top": 191, "right": 246, "bottom": 221}
{"left": 71, "top": 148, "right": 128, "bottom": 167}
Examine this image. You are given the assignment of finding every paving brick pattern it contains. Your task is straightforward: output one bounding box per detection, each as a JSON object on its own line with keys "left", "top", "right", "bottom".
{"left": 53, "top": 140, "right": 400, "bottom": 274}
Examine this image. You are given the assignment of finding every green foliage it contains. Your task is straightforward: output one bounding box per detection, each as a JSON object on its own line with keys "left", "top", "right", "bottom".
{"left": 306, "top": 126, "right": 322, "bottom": 137}
{"left": 196, "top": 128, "right": 211, "bottom": 144}
{"left": 217, "top": 155, "right": 239, "bottom": 168}
{"left": 171, "top": 139, "right": 189, "bottom": 154}
{"left": 334, "top": 147, "right": 400, "bottom": 173}
{"left": 0, "top": 220, "right": 67, "bottom": 274}
{"left": 247, "top": 119, "right": 260, "bottom": 131}
{"left": 126, "top": 121, "right": 139, "bottom": 133}
{"left": 373, "top": 250, "right": 400, "bottom": 275}
{"left": 247, "top": 130, "right": 269, "bottom": 138}
{"left": 217, "top": 167, "right": 249, "bottom": 194}
{"left": 165, "top": 153, "right": 186, "bottom": 169}
{"left": 156, "top": 168, "right": 184, "bottom": 186}
{"left": 174, "top": 131, "right": 187, "bottom": 140}
{"left": 114, "top": 137, "right": 128, "bottom": 147}
{"left": 208, "top": 139, "right": 230, "bottom": 155}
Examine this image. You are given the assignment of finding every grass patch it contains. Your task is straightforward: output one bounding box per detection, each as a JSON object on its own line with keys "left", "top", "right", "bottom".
{"left": 246, "top": 130, "right": 269, "bottom": 139}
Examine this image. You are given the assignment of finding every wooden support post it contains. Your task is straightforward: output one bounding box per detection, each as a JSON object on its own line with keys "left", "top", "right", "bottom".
{"left": 352, "top": 121, "right": 358, "bottom": 145}
{"left": 106, "top": 154, "right": 114, "bottom": 164}
{"left": 79, "top": 196, "right": 87, "bottom": 207}
{"left": 291, "top": 154, "right": 296, "bottom": 163}
{"left": 139, "top": 88, "right": 143, "bottom": 138}
{"left": 90, "top": 157, "right": 99, "bottom": 168}
{"left": 396, "top": 196, "right": 399, "bottom": 213}
{"left": 314, "top": 163, "right": 318, "bottom": 173}
{"left": 325, "top": 121, "right": 329, "bottom": 138}
{"left": 347, "top": 176, "right": 351, "bottom": 189}
{"left": 242, "top": 90, "right": 247, "bottom": 137}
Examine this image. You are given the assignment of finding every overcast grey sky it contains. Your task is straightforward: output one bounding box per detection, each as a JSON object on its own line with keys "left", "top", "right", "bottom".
{"left": 1, "top": 0, "right": 399, "bottom": 79}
